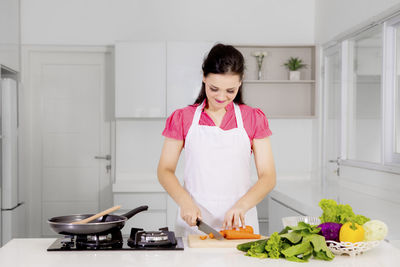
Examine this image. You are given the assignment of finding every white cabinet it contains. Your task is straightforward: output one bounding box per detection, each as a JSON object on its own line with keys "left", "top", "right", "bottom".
{"left": 268, "top": 197, "right": 304, "bottom": 234}
{"left": 115, "top": 41, "right": 214, "bottom": 118}
{"left": 113, "top": 192, "right": 168, "bottom": 235}
{"left": 0, "top": 0, "right": 20, "bottom": 71}
{"left": 115, "top": 41, "right": 166, "bottom": 118}
{"left": 166, "top": 41, "right": 214, "bottom": 116}
{"left": 256, "top": 197, "right": 269, "bottom": 236}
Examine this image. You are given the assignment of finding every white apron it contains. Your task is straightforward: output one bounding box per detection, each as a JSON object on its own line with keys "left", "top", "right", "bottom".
{"left": 175, "top": 101, "right": 259, "bottom": 237}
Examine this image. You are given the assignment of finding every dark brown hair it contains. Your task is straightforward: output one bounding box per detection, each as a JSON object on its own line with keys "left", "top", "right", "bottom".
{"left": 194, "top": 43, "right": 245, "bottom": 105}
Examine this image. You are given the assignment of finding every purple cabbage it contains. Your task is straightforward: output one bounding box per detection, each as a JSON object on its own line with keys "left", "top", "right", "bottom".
{"left": 317, "top": 222, "right": 342, "bottom": 242}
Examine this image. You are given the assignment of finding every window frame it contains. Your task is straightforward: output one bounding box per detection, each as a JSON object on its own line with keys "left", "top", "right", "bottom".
{"left": 383, "top": 15, "right": 400, "bottom": 165}
{"left": 330, "top": 20, "right": 400, "bottom": 174}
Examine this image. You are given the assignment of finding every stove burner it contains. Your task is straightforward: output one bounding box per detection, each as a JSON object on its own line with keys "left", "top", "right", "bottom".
{"left": 140, "top": 231, "right": 169, "bottom": 242}
{"left": 76, "top": 230, "right": 123, "bottom": 249}
{"left": 59, "top": 229, "right": 123, "bottom": 249}
{"left": 128, "top": 227, "right": 178, "bottom": 248}
{"left": 47, "top": 227, "right": 184, "bottom": 251}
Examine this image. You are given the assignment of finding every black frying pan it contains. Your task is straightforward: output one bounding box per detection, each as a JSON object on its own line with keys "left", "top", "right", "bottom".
{"left": 47, "top": 205, "right": 148, "bottom": 235}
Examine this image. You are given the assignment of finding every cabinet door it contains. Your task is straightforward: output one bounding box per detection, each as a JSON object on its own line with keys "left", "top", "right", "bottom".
{"left": 166, "top": 41, "right": 214, "bottom": 116}
{"left": 0, "top": 0, "right": 20, "bottom": 71}
{"left": 115, "top": 41, "right": 166, "bottom": 118}
{"left": 268, "top": 197, "right": 304, "bottom": 234}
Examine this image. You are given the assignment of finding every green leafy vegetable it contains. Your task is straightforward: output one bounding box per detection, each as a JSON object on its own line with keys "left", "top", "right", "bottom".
{"left": 280, "top": 231, "right": 302, "bottom": 244}
{"left": 265, "top": 232, "right": 282, "bottom": 259}
{"left": 280, "top": 223, "right": 332, "bottom": 262}
{"left": 238, "top": 221, "right": 335, "bottom": 263}
{"left": 307, "top": 234, "right": 334, "bottom": 261}
{"left": 281, "top": 241, "right": 313, "bottom": 257}
{"left": 319, "top": 199, "right": 370, "bottom": 225}
{"left": 237, "top": 239, "right": 268, "bottom": 252}
{"left": 245, "top": 244, "right": 268, "bottom": 259}
{"left": 244, "top": 239, "right": 268, "bottom": 258}
{"left": 353, "top": 214, "right": 370, "bottom": 225}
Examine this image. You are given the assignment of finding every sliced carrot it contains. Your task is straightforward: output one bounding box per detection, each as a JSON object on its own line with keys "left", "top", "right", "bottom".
{"left": 208, "top": 232, "right": 214, "bottom": 239}
{"left": 223, "top": 230, "right": 261, "bottom": 240}
{"left": 219, "top": 230, "right": 226, "bottom": 238}
{"left": 240, "top": 225, "right": 254, "bottom": 233}
{"left": 199, "top": 235, "right": 208, "bottom": 240}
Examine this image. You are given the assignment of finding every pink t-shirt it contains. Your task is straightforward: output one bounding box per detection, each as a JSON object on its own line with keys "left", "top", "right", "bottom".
{"left": 162, "top": 101, "right": 272, "bottom": 147}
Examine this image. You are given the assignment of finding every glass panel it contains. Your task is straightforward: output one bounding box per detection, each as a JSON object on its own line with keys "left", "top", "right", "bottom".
{"left": 347, "top": 28, "right": 382, "bottom": 163}
{"left": 323, "top": 45, "right": 342, "bottom": 200}
{"left": 326, "top": 49, "right": 342, "bottom": 163}
{"left": 395, "top": 26, "right": 400, "bottom": 153}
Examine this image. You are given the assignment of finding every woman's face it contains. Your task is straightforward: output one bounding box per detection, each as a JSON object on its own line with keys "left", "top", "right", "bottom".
{"left": 203, "top": 73, "right": 242, "bottom": 110}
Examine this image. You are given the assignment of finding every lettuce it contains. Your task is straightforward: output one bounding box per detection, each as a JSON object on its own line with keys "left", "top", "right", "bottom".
{"left": 265, "top": 232, "right": 282, "bottom": 259}
{"left": 281, "top": 222, "right": 334, "bottom": 262}
{"left": 319, "top": 199, "right": 370, "bottom": 225}
{"left": 238, "top": 221, "right": 335, "bottom": 262}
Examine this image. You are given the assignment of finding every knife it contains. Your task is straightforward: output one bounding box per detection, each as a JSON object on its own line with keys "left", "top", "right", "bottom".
{"left": 196, "top": 219, "right": 225, "bottom": 240}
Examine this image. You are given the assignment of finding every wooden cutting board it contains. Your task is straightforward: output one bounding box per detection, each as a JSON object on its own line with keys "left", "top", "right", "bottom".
{"left": 188, "top": 234, "right": 267, "bottom": 248}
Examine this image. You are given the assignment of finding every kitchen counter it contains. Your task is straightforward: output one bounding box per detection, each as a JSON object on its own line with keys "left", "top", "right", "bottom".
{"left": 270, "top": 179, "right": 400, "bottom": 240}
{"left": 0, "top": 238, "right": 399, "bottom": 267}
{"left": 269, "top": 179, "right": 323, "bottom": 216}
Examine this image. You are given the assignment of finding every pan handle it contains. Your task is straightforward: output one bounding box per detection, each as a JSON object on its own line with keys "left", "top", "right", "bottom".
{"left": 121, "top": 205, "right": 148, "bottom": 219}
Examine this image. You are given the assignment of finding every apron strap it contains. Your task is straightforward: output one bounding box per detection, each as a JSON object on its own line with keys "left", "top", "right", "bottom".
{"left": 191, "top": 101, "right": 205, "bottom": 127}
{"left": 233, "top": 103, "right": 244, "bottom": 129}
{"left": 192, "top": 101, "right": 244, "bottom": 129}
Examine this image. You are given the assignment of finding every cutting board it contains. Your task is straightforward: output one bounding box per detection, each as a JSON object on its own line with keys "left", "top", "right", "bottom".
{"left": 188, "top": 234, "right": 267, "bottom": 248}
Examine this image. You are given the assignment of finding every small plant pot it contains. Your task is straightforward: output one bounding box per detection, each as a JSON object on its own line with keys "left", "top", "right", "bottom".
{"left": 289, "top": 71, "right": 301, "bottom": 81}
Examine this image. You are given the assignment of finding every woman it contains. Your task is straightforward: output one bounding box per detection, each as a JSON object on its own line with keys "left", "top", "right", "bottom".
{"left": 157, "top": 43, "right": 276, "bottom": 237}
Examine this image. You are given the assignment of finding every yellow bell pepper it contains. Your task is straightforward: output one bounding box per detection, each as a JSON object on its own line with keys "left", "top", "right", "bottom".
{"left": 339, "top": 222, "right": 365, "bottom": 243}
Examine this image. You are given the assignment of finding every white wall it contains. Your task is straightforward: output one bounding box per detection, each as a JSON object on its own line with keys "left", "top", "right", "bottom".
{"left": 20, "top": 0, "right": 318, "bottom": 183}
{"left": 21, "top": 0, "right": 315, "bottom": 45}
{"left": 315, "top": 0, "right": 400, "bottom": 44}
{"left": 116, "top": 119, "right": 317, "bottom": 184}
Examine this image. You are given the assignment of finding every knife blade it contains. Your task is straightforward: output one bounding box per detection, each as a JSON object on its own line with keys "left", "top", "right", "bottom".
{"left": 196, "top": 219, "right": 225, "bottom": 240}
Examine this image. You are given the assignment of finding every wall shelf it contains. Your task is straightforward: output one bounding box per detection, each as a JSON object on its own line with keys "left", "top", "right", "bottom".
{"left": 235, "top": 45, "right": 317, "bottom": 118}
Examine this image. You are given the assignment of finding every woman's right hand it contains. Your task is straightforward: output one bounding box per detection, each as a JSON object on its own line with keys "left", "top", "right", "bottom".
{"left": 180, "top": 201, "right": 202, "bottom": 226}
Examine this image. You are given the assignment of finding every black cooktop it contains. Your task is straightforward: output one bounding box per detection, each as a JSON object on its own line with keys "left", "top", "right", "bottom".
{"left": 47, "top": 227, "right": 184, "bottom": 251}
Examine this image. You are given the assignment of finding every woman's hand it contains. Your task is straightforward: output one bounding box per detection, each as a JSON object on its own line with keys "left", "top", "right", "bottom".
{"left": 180, "top": 201, "right": 202, "bottom": 226}
{"left": 223, "top": 204, "right": 246, "bottom": 230}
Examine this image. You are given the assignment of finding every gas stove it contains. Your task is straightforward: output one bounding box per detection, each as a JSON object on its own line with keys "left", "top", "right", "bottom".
{"left": 47, "top": 227, "right": 184, "bottom": 251}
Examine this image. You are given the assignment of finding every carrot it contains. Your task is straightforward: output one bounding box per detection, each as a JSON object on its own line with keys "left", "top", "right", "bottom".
{"left": 219, "top": 230, "right": 226, "bottom": 238}
{"left": 223, "top": 230, "right": 261, "bottom": 240}
{"left": 237, "top": 225, "right": 254, "bottom": 233}
{"left": 208, "top": 232, "right": 214, "bottom": 239}
{"left": 199, "top": 235, "right": 208, "bottom": 240}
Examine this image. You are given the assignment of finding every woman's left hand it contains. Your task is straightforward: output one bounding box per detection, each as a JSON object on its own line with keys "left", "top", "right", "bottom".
{"left": 223, "top": 204, "right": 246, "bottom": 230}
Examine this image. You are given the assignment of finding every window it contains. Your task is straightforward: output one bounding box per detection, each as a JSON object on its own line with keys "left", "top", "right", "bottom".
{"left": 395, "top": 26, "right": 400, "bottom": 154}
{"left": 346, "top": 28, "right": 382, "bottom": 163}
{"left": 383, "top": 15, "right": 400, "bottom": 165}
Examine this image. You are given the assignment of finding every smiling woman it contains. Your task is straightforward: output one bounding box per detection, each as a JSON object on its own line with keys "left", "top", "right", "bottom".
{"left": 157, "top": 43, "right": 276, "bottom": 237}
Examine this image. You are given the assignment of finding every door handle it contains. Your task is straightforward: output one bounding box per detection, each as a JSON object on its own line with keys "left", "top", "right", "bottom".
{"left": 95, "top": 155, "right": 111, "bottom": 160}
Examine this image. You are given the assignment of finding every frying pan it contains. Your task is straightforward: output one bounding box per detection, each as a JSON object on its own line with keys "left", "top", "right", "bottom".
{"left": 48, "top": 205, "right": 148, "bottom": 235}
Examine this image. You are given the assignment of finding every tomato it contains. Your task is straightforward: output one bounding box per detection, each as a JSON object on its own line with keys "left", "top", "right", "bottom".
{"left": 339, "top": 222, "right": 365, "bottom": 243}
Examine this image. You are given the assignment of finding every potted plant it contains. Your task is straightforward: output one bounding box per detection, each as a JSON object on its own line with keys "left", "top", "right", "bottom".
{"left": 283, "top": 57, "right": 307, "bottom": 80}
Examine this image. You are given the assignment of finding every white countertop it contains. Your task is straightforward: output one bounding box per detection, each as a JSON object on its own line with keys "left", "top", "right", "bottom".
{"left": 270, "top": 178, "right": 400, "bottom": 240}
{"left": 269, "top": 179, "right": 323, "bottom": 216}
{"left": 0, "top": 238, "right": 399, "bottom": 267}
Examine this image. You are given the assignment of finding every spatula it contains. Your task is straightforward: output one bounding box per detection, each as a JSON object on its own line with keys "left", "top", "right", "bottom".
{"left": 71, "top": 205, "right": 121, "bottom": 224}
